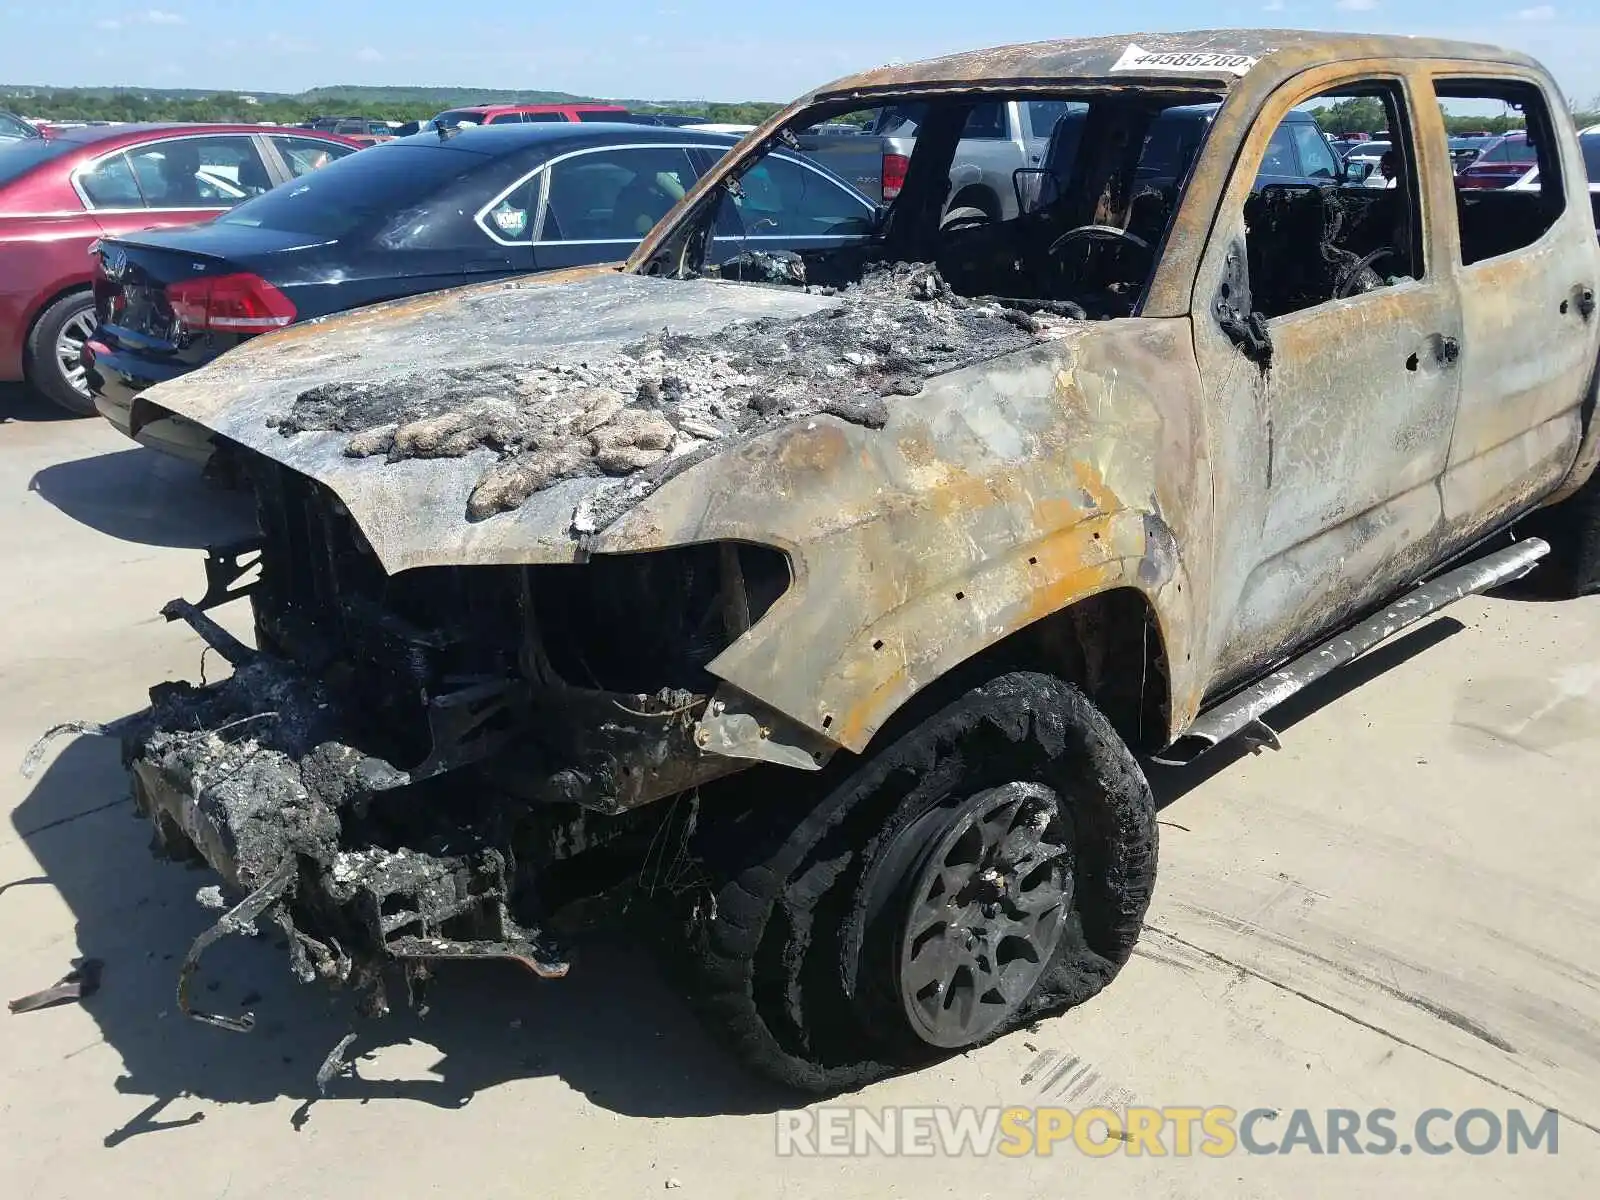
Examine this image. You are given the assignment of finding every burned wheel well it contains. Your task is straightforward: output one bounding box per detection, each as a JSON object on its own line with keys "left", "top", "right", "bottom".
{"left": 861, "top": 587, "right": 1171, "bottom": 756}
{"left": 946, "top": 185, "right": 1001, "bottom": 221}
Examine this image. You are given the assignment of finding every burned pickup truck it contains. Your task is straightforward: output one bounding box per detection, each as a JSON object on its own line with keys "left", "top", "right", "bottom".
{"left": 58, "top": 31, "right": 1600, "bottom": 1090}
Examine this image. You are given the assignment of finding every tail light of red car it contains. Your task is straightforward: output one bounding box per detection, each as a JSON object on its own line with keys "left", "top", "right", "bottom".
{"left": 881, "top": 152, "right": 910, "bottom": 202}
{"left": 165, "top": 273, "right": 297, "bottom": 333}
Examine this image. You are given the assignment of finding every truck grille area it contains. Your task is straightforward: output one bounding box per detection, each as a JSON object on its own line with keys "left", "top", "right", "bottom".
{"left": 240, "top": 452, "right": 792, "bottom": 774}
{"left": 247, "top": 458, "right": 527, "bottom": 770}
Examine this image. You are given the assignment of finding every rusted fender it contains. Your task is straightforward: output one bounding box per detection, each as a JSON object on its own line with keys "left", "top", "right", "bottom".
{"left": 595, "top": 317, "right": 1213, "bottom": 752}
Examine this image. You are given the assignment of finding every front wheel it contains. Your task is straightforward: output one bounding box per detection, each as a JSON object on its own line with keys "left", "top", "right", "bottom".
{"left": 25, "top": 291, "right": 98, "bottom": 416}
{"left": 685, "top": 671, "right": 1158, "bottom": 1092}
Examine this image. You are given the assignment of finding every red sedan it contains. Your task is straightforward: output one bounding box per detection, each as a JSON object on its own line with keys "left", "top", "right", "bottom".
{"left": 0, "top": 123, "right": 360, "bottom": 413}
{"left": 1455, "top": 131, "right": 1537, "bottom": 190}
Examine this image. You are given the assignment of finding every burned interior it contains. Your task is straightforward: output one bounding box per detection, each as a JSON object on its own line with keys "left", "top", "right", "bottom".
{"left": 653, "top": 86, "right": 1231, "bottom": 315}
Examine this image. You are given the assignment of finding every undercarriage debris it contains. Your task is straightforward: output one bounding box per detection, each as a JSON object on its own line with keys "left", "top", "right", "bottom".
{"left": 126, "top": 656, "right": 569, "bottom": 1026}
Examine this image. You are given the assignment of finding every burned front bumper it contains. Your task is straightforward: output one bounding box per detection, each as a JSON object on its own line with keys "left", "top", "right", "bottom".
{"left": 125, "top": 654, "right": 570, "bottom": 1030}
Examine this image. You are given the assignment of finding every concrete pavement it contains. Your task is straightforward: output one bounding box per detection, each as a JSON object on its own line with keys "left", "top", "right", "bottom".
{"left": 2, "top": 390, "right": 1596, "bottom": 1197}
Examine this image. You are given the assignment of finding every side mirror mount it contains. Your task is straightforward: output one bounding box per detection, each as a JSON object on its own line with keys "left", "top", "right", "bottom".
{"left": 1013, "top": 167, "right": 1058, "bottom": 217}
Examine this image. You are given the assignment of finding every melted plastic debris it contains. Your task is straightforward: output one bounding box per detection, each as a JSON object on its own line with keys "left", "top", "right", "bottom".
{"left": 269, "top": 263, "right": 1077, "bottom": 526}
{"left": 137, "top": 659, "right": 408, "bottom": 891}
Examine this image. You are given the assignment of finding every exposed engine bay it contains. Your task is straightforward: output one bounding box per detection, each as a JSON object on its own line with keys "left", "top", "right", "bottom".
{"left": 69, "top": 444, "right": 806, "bottom": 1027}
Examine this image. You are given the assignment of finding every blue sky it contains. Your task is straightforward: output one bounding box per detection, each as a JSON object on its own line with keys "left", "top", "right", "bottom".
{"left": 2, "top": 3, "right": 1597, "bottom": 104}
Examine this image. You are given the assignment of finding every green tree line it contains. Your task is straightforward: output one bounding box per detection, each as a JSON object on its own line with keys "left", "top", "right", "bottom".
{"left": 1, "top": 88, "right": 786, "bottom": 127}
{"left": 1315, "top": 95, "right": 1600, "bottom": 135}
{"left": 11, "top": 87, "right": 1596, "bottom": 137}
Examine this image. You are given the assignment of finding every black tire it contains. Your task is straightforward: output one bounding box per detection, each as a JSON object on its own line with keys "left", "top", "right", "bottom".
{"left": 25, "top": 291, "right": 97, "bottom": 416}
{"left": 685, "top": 671, "right": 1157, "bottom": 1093}
{"left": 946, "top": 187, "right": 1001, "bottom": 224}
{"left": 1528, "top": 464, "right": 1600, "bottom": 598}
{"left": 940, "top": 206, "right": 992, "bottom": 233}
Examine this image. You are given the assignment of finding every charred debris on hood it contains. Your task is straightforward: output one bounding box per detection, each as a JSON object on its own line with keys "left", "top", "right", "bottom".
{"left": 269, "top": 262, "right": 1081, "bottom": 531}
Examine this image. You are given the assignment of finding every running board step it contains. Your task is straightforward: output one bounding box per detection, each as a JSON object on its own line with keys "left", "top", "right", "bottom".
{"left": 1152, "top": 537, "right": 1550, "bottom": 766}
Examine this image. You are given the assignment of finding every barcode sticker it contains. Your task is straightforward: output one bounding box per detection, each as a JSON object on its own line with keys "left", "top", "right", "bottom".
{"left": 1109, "top": 44, "right": 1263, "bottom": 77}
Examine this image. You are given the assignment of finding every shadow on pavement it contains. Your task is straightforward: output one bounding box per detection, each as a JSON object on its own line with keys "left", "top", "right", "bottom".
{"left": 1144, "top": 615, "right": 1467, "bottom": 810}
{"left": 28, "top": 447, "right": 254, "bottom": 550}
{"left": 10, "top": 615, "right": 1471, "bottom": 1138}
{"left": 10, "top": 735, "right": 791, "bottom": 1143}
{"left": 0, "top": 383, "right": 80, "bottom": 423}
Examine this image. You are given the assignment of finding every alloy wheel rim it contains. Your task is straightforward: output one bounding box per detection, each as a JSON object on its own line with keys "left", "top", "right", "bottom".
{"left": 897, "top": 781, "right": 1072, "bottom": 1047}
{"left": 56, "top": 309, "right": 96, "bottom": 397}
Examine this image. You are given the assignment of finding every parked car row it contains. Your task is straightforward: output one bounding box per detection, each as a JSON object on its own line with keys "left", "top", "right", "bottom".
{"left": 310, "top": 104, "right": 719, "bottom": 137}
{"left": 1510, "top": 124, "right": 1600, "bottom": 226}
{"left": 0, "top": 92, "right": 1585, "bottom": 446}
{"left": 1338, "top": 129, "right": 1537, "bottom": 187}
{"left": 0, "top": 123, "right": 362, "bottom": 411}
{"left": 804, "top": 100, "right": 1366, "bottom": 230}
{"left": 297, "top": 116, "right": 397, "bottom": 145}
{"left": 82, "top": 122, "right": 875, "bottom": 460}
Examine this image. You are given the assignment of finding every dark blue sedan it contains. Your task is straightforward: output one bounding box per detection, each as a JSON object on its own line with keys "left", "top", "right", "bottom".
{"left": 84, "top": 123, "right": 877, "bottom": 460}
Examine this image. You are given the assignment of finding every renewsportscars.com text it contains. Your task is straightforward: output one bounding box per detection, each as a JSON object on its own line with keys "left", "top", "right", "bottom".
{"left": 775, "top": 1106, "right": 1561, "bottom": 1158}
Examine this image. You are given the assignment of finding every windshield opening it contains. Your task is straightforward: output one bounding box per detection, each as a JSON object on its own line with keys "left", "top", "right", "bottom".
{"left": 644, "top": 87, "right": 1224, "bottom": 322}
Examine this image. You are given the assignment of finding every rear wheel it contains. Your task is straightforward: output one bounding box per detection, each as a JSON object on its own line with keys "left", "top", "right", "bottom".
{"left": 25, "top": 291, "right": 98, "bottom": 416}
{"left": 685, "top": 671, "right": 1157, "bottom": 1092}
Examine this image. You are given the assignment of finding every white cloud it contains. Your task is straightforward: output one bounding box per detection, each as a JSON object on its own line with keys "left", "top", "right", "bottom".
{"left": 144, "top": 8, "right": 184, "bottom": 23}
{"left": 1517, "top": 5, "right": 1556, "bottom": 18}
{"left": 355, "top": 46, "right": 384, "bottom": 63}
{"left": 1335, "top": 0, "right": 1378, "bottom": 9}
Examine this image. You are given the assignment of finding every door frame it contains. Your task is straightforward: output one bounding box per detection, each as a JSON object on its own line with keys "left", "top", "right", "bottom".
{"left": 1184, "top": 60, "right": 1465, "bottom": 688}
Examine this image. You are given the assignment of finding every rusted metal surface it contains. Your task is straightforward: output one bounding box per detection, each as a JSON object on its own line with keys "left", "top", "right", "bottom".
{"left": 603, "top": 316, "right": 1207, "bottom": 750}
{"left": 134, "top": 274, "right": 840, "bottom": 572}
{"left": 128, "top": 29, "right": 1600, "bottom": 770}
{"left": 1186, "top": 53, "right": 1600, "bottom": 692}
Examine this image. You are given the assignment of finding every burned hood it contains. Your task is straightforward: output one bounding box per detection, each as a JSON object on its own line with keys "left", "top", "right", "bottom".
{"left": 137, "top": 271, "right": 840, "bottom": 569}
{"left": 137, "top": 264, "right": 1084, "bottom": 572}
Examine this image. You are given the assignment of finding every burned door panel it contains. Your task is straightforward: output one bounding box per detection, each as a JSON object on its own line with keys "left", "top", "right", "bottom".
{"left": 1438, "top": 75, "right": 1600, "bottom": 545}
{"left": 1190, "top": 70, "right": 1461, "bottom": 685}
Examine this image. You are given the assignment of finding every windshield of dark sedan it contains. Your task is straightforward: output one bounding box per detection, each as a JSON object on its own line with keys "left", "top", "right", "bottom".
{"left": 0, "top": 135, "right": 75, "bottom": 186}
{"left": 219, "top": 144, "right": 481, "bottom": 236}
{"left": 0, "top": 111, "right": 38, "bottom": 140}
{"left": 1583, "top": 132, "right": 1600, "bottom": 182}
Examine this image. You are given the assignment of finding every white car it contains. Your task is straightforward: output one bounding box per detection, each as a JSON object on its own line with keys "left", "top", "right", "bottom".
{"left": 1342, "top": 139, "right": 1391, "bottom": 185}
{"left": 1509, "top": 124, "right": 1600, "bottom": 194}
